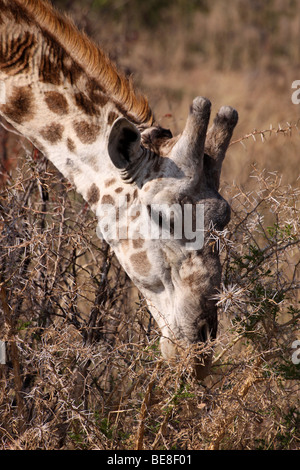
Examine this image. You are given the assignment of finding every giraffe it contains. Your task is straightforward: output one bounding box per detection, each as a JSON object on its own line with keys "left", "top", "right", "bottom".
{"left": 0, "top": 0, "right": 238, "bottom": 379}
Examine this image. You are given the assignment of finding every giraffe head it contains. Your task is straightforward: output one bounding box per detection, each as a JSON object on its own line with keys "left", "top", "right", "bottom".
{"left": 0, "top": 0, "right": 238, "bottom": 379}
{"left": 101, "top": 97, "right": 238, "bottom": 379}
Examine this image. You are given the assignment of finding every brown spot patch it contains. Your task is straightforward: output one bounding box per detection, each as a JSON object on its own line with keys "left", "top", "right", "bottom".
{"left": 74, "top": 120, "right": 100, "bottom": 144}
{"left": 87, "top": 183, "right": 100, "bottom": 205}
{"left": 39, "top": 54, "right": 61, "bottom": 86}
{"left": 74, "top": 92, "right": 99, "bottom": 116}
{"left": 130, "top": 251, "right": 151, "bottom": 276}
{"left": 88, "top": 78, "right": 109, "bottom": 107}
{"left": 108, "top": 111, "right": 119, "bottom": 126}
{"left": 67, "top": 138, "right": 76, "bottom": 152}
{"left": 62, "top": 59, "right": 82, "bottom": 86}
{"left": 132, "top": 238, "right": 145, "bottom": 249}
{"left": 45, "top": 91, "right": 69, "bottom": 115}
{"left": 2, "top": 86, "right": 35, "bottom": 124}
{"left": 115, "top": 187, "right": 123, "bottom": 193}
{"left": 101, "top": 194, "right": 115, "bottom": 205}
{"left": 105, "top": 178, "right": 116, "bottom": 187}
{"left": 40, "top": 122, "right": 64, "bottom": 144}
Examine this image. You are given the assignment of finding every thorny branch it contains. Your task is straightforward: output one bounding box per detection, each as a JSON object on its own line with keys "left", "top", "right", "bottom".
{"left": 230, "top": 120, "right": 300, "bottom": 148}
{"left": 0, "top": 123, "right": 299, "bottom": 450}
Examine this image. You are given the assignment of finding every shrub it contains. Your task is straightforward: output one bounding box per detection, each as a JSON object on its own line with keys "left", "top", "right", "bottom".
{"left": 0, "top": 123, "right": 299, "bottom": 449}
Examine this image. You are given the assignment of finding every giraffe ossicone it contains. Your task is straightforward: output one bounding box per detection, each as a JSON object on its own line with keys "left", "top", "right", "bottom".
{"left": 0, "top": 0, "right": 238, "bottom": 380}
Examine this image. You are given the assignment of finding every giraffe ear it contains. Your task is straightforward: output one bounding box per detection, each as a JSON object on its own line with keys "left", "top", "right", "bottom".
{"left": 108, "top": 117, "right": 142, "bottom": 170}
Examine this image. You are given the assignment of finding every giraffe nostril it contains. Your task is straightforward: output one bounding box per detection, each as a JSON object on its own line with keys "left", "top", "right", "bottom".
{"left": 197, "top": 323, "right": 209, "bottom": 343}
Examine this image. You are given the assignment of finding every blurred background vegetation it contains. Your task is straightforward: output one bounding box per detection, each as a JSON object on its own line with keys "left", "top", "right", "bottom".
{"left": 51, "top": 0, "right": 300, "bottom": 187}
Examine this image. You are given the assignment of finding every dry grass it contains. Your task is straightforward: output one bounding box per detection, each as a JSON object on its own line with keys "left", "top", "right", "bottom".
{"left": 0, "top": 125, "right": 299, "bottom": 450}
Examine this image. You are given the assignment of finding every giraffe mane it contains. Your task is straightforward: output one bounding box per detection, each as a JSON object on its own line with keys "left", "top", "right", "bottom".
{"left": 14, "top": 0, "right": 154, "bottom": 127}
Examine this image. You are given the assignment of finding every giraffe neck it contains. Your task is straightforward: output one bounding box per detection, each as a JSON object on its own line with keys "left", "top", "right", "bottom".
{"left": 0, "top": 0, "right": 153, "bottom": 205}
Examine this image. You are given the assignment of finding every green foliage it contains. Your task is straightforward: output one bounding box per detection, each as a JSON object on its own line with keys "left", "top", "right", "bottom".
{"left": 256, "top": 407, "right": 300, "bottom": 449}
{"left": 98, "top": 417, "right": 114, "bottom": 439}
{"left": 172, "top": 382, "right": 195, "bottom": 405}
